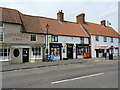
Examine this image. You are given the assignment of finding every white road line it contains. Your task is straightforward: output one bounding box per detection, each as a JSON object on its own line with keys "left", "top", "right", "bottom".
{"left": 51, "top": 72, "right": 104, "bottom": 84}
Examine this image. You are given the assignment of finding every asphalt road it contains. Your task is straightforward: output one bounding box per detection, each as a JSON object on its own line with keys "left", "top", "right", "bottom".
{"left": 2, "top": 61, "right": 118, "bottom": 88}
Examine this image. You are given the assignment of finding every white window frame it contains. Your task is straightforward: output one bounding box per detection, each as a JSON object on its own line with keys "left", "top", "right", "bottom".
{"left": 0, "top": 32, "right": 4, "bottom": 42}
{"left": 30, "top": 34, "right": 37, "bottom": 42}
{"left": 95, "top": 35, "right": 99, "bottom": 41}
{"left": 31, "top": 46, "right": 42, "bottom": 59}
{"left": 0, "top": 46, "right": 11, "bottom": 61}
{"left": 0, "top": 22, "right": 4, "bottom": 28}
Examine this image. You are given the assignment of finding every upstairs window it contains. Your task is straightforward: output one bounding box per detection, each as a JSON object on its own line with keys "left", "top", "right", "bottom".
{"left": 95, "top": 35, "right": 99, "bottom": 41}
{"left": 104, "top": 36, "right": 107, "bottom": 42}
{"left": 51, "top": 35, "right": 58, "bottom": 42}
{"left": 111, "top": 37, "right": 113, "bottom": 43}
{"left": 0, "top": 21, "right": 3, "bottom": 27}
{"left": 0, "top": 32, "right": 3, "bottom": 41}
{"left": 31, "top": 34, "right": 36, "bottom": 41}
{"left": 80, "top": 37, "right": 84, "bottom": 44}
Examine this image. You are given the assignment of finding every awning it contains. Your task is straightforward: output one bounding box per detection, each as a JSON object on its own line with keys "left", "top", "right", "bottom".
{"left": 95, "top": 44, "right": 109, "bottom": 49}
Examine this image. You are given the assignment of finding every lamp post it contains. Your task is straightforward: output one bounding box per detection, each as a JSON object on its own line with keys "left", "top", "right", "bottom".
{"left": 46, "top": 24, "right": 49, "bottom": 61}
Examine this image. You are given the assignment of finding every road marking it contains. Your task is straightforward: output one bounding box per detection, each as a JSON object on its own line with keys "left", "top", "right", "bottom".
{"left": 51, "top": 72, "right": 104, "bottom": 84}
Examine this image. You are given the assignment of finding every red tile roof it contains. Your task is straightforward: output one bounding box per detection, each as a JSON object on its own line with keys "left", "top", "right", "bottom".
{"left": 38, "top": 17, "right": 89, "bottom": 37}
{"left": 83, "top": 22, "right": 120, "bottom": 38}
{"left": 0, "top": 7, "right": 22, "bottom": 24}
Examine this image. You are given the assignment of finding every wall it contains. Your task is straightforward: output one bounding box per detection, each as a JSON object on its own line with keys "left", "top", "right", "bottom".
{"left": 91, "top": 35, "right": 120, "bottom": 58}
{"left": 46, "top": 35, "right": 89, "bottom": 60}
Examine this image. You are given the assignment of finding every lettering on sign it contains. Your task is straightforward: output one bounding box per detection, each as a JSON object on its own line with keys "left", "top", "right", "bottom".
{"left": 5, "top": 33, "right": 29, "bottom": 41}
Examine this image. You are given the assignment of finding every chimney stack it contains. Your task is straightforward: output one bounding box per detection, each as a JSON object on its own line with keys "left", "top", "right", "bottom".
{"left": 76, "top": 13, "right": 85, "bottom": 24}
{"left": 101, "top": 20, "right": 106, "bottom": 27}
{"left": 57, "top": 10, "right": 64, "bottom": 22}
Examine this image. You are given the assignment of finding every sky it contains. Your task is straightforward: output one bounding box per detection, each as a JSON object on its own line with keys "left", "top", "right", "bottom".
{"left": 0, "top": 0, "right": 119, "bottom": 32}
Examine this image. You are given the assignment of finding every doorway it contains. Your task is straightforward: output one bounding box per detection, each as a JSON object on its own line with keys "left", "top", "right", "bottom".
{"left": 67, "top": 44, "right": 73, "bottom": 59}
{"left": 23, "top": 48, "right": 29, "bottom": 63}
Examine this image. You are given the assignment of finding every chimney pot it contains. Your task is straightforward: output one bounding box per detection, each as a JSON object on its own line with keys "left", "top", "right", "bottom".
{"left": 76, "top": 13, "right": 85, "bottom": 24}
{"left": 101, "top": 20, "right": 106, "bottom": 27}
{"left": 57, "top": 10, "right": 64, "bottom": 22}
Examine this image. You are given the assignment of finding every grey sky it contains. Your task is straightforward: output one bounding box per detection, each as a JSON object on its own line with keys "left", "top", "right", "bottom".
{"left": 0, "top": 0, "right": 118, "bottom": 32}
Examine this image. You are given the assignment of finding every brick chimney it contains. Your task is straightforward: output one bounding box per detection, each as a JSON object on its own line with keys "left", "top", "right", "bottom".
{"left": 101, "top": 20, "right": 106, "bottom": 27}
{"left": 76, "top": 13, "right": 85, "bottom": 24}
{"left": 57, "top": 10, "right": 64, "bottom": 22}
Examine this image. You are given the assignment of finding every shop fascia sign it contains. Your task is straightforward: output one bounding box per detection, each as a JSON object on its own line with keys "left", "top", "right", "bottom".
{"left": 5, "top": 33, "right": 29, "bottom": 41}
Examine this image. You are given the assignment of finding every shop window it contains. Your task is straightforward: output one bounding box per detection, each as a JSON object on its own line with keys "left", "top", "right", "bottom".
{"left": 0, "top": 21, "right": 3, "bottom": 27}
{"left": 104, "top": 36, "right": 107, "bottom": 42}
{"left": 0, "top": 46, "right": 10, "bottom": 61}
{"left": 95, "top": 35, "right": 99, "bottom": 41}
{"left": 119, "top": 38, "right": 120, "bottom": 43}
{"left": 111, "top": 37, "right": 113, "bottom": 43}
{"left": 31, "top": 47, "right": 41, "bottom": 59}
{"left": 80, "top": 37, "right": 84, "bottom": 44}
{"left": 0, "top": 32, "right": 3, "bottom": 41}
{"left": 31, "top": 35, "right": 36, "bottom": 41}
{"left": 51, "top": 35, "right": 58, "bottom": 42}
{"left": 51, "top": 48, "right": 60, "bottom": 56}
{"left": 77, "top": 48, "right": 83, "bottom": 55}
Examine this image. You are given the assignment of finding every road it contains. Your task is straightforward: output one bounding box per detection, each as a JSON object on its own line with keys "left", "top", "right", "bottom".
{"left": 2, "top": 60, "right": 118, "bottom": 88}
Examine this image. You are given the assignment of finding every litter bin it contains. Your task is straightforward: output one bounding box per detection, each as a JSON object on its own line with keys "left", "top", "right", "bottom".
{"left": 109, "top": 53, "right": 113, "bottom": 60}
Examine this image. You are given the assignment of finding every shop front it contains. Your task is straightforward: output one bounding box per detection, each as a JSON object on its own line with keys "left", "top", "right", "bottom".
{"left": 50, "top": 43, "right": 62, "bottom": 60}
{"left": 95, "top": 44, "right": 109, "bottom": 58}
{"left": 76, "top": 44, "right": 91, "bottom": 59}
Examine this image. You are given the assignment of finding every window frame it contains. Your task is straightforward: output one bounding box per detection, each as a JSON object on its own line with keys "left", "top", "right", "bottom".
{"left": 0, "top": 32, "right": 4, "bottom": 42}
{"left": 0, "top": 21, "right": 4, "bottom": 28}
{"left": 80, "top": 37, "right": 84, "bottom": 44}
{"left": 31, "top": 34, "right": 37, "bottom": 41}
{"left": 0, "top": 46, "right": 11, "bottom": 61}
{"left": 31, "top": 46, "right": 42, "bottom": 59}
{"left": 51, "top": 35, "right": 58, "bottom": 42}
{"left": 119, "top": 38, "right": 120, "bottom": 43}
{"left": 111, "top": 37, "right": 113, "bottom": 43}
{"left": 95, "top": 35, "right": 99, "bottom": 41}
{"left": 104, "top": 36, "right": 107, "bottom": 42}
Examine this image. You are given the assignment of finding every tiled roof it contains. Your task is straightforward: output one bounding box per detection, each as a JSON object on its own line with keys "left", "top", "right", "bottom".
{"left": 38, "top": 17, "right": 89, "bottom": 37}
{"left": 20, "top": 14, "right": 43, "bottom": 33}
{"left": 0, "top": 7, "right": 22, "bottom": 24}
{"left": 83, "top": 22, "right": 120, "bottom": 38}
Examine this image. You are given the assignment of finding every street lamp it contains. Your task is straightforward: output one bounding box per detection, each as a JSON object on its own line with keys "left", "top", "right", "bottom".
{"left": 46, "top": 24, "right": 49, "bottom": 61}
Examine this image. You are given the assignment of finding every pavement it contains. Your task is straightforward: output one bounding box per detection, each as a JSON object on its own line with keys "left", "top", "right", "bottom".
{"left": 1, "top": 59, "right": 88, "bottom": 72}
{"left": 1, "top": 56, "right": 119, "bottom": 72}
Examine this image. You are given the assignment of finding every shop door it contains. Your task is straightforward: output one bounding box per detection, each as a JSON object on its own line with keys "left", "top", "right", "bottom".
{"left": 67, "top": 45, "right": 73, "bottom": 59}
{"left": 96, "top": 49, "right": 99, "bottom": 57}
{"left": 23, "top": 48, "right": 29, "bottom": 63}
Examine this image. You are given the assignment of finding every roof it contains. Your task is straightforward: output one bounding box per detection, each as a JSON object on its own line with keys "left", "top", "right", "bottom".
{"left": 38, "top": 17, "right": 89, "bottom": 37}
{"left": 83, "top": 22, "right": 120, "bottom": 38}
{"left": 20, "top": 14, "right": 43, "bottom": 33}
{"left": 0, "top": 7, "right": 22, "bottom": 24}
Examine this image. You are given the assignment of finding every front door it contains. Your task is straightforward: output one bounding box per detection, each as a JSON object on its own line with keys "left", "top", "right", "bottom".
{"left": 67, "top": 44, "right": 73, "bottom": 59}
{"left": 23, "top": 48, "right": 29, "bottom": 63}
{"left": 96, "top": 49, "right": 99, "bottom": 57}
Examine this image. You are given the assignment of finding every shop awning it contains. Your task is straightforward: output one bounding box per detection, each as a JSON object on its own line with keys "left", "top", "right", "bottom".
{"left": 95, "top": 44, "right": 109, "bottom": 49}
